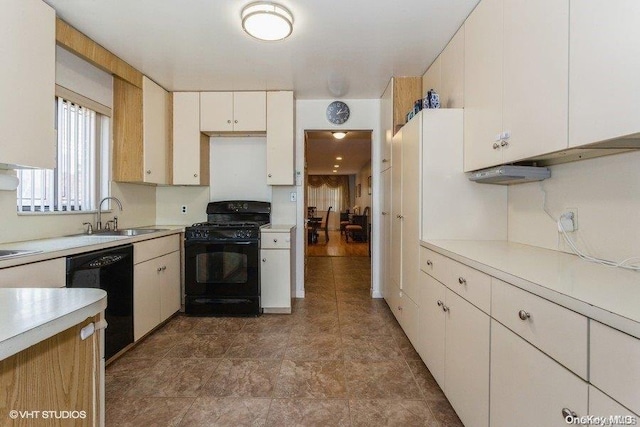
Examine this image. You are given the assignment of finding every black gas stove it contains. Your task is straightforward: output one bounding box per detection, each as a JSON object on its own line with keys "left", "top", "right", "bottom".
{"left": 184, "top": 201, "right": 270, "bottom": 316}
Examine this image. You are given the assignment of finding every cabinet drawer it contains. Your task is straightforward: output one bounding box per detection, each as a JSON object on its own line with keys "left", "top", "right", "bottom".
{"left": 261, "top": 233, "right": 291, "bottom": 249}
{"left": 491, "top": 278, "right": 588, "bottom": 379}
{"left": 419, "top": 247, "right": 448, "bottom": 283}
{"left": 590, "top": 321, "right": 640, "bottom": 414}
{"left": 134, "top": 234, "right": 180, "bottom": 264}
{"left": 0, "top": 258, "right": 66, "bottom": 288}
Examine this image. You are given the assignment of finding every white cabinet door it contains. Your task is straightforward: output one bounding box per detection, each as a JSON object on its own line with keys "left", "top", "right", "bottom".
{"left": 380, "top": 80, "right": 393, "bottom": 170}
{"left": 502, "top": 0, "right": 568, "bottom": 162}
{"left": 390, "top": 130, "right": 403, "bottom": 291}
{"left": 234, "top": 92, "right": 266, "bottom": 132}
{"left": 266, "top": 91, "right": 294, "bottom": 185}
{"left": 380, "top": 168, "right": 392, "bottom": 299}
{"left": 588, "top": 386, "right": 638, "bottom": 420}
{"left": 490, "top": 320, "right": 588, "bottom": 427}
{"left": 400, "top": 292, "right": 419, "bottom": 349}
{"left": 134, "top": 259, "right": 162, "bottom": 341}
{"left": 0, "top": 258, "right": 66, "bottom": 288}
{"left": 417, "top": 272, "right": 446, "bottom": 389}
{"left": 200, "top": 92, "right": 233, "bottom": 131}
{"left": 463, "top": 0, "right": 503, "bottom": 172}
{"left": 142, "top": 76, "right": 169, "bottom": 184}
{"left": 159, "top": 251, "right": 181, "bottom": 322}
{"left": 260, "top": 248, "right": 291, "bottom": 312}
{"left": 400, "top": 115, "right": 421, "bottom": 301}
{"left": 445, "top": 289, "right": 490, "bottom": 427}
{"left": 0, "top": 0, "right": 55, "bottom": 169}
{"left": 569, "top": 0, "right": 640, "bottom": 147}
{"left": 173, "top": 92, "right": 208, "bottom": 185}
{"left": 422, "top": 57, "right": 441, "bottom": 98}
{"left": 440, "top": 26, "right": 465, "bottom": 109}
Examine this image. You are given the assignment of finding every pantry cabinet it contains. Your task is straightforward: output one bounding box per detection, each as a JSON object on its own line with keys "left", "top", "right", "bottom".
{"left": 172, "top": 92, "right": 210, "bottom": 185}
{"left": 569, "top": 0, "right": 640, "bottom": 147}
{"left": 0, "top": 0, "right": 55, "bottom": 169}
{"left": 200, "top": 91, "right": 266, "bottom": 132}
{"left": 464, "top": 0, "right": 569, "bottom": 171}
{"left": 113, "top": 76, "right": 170, "bottom": 184}
{"left": 390, "top": 130, "right": 403, "bottom": 293}
{"left": 266, "top": 91, "right": 294, "bottom": 185}
{"left": 490, "top": 320, "right": 588, "bottom": 427}
{"left": 380, "top": 168, "right": 392, "bottom": 299}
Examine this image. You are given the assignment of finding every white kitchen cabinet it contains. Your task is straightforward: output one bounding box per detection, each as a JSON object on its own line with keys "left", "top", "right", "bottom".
{"left": 142, "top": 76, "right": 170, "bottom": 184}
{"left": 417, "top": 272, "right": 446, "bottom": 389}
{"left": 464, "top": 0, "right": 569, "bottom": 171}
{"left": 200, "top": 91, "right": 266, "bottom": 132}
{"left": 399, "top": 291, "right": 419, "bottom": 349}
{"left": 589, "top": 386, "right": 638, "bottom": 420}
{"left": 172, "top": 92, "right": 210, "bottom": 185}
{"left": 134, "top": 235, "right": 181, "bottom": 340}
{"left": 390, "top": 130, "right": 403, "bottom": 292}
{"left": 380, "top": 168, "right": 392, "bottom": 299}
{"left": 260, "top": 227, "right": 295, "bottom": 313}
{"left": 569, "top": 0, "right": 640, "bottom": 147}
{"left": 0, "top": 258, "right": 66, "bottom": 288}
{"left": 380, "top": 81, "right": 393, "bottom": 171}
{"left": 490, "top": 320, "right": 588, "bottom": 427}
{"left": 440, "top": 25, "right": 465, "bottom": 109}
{"left": 422, "top": 56, "right": 441, "bottom": 98}
{"left": 266, "top": 91, "right": 294, "bottom": 185}
{"left": 0, "top": 0, "right": 55, "bottom": 169}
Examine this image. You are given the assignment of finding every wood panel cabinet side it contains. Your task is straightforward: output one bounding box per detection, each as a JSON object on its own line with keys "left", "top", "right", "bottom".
{"left": 392, "top": 77, "right": 422, "bottom": 135}
{"left": 199, "top": 132, "right": 210, "bottom": 185}
{"left": 113, "top": 77, "right": 143, "bottom": 182}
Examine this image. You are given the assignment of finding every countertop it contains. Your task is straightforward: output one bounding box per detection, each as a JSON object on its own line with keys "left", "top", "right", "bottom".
{"left": 421, "top": 239, "right": 640, "bottom": 339}
{"left": 261, "top": 224, "right": 296, "bottom": 232}
{"left": 0, "top": 288, "right": 107, "bottom": 360}
{"left": 0, "top": 225, "right": 185, "bottom": 269}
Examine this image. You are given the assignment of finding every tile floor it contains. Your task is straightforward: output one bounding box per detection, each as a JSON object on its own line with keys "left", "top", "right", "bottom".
{"left": 105, "top": 257, "right": 464, "bottom": 426}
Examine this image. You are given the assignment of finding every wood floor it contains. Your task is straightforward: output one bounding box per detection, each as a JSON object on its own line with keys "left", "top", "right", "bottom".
{"left": 306, "top": 230, "right": 369, "bottom": 257}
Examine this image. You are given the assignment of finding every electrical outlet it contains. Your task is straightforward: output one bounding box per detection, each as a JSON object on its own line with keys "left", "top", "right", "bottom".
{"left": 560, "top": 208, "right": 578, "bottom": 232}
{"left": 181, "top": 205, "right": 188, "bottom": 215}
{"left": 290, "top": 192, "right": 297, "bottom": 202}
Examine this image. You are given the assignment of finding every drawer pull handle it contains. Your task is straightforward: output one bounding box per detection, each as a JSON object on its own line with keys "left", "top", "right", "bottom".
{"left": 262, "top": 258, "right": 267, "bottom": 262}
{"left": 426, "top": 260, "right": 433, "bottom": 266}
{"left": 273, "top": 239, "right": 278, "bottom": 242}
{"left": 437, "top": 300, "right": 443, "bottom": 307}
{"left": 157, "top": 267, "right": 162, "bottom": 272}
{"left": 561, "top": 408, "right": 577, "bottom": 421}
{"left": 458, "top": 277, "right": 466, "bottom": 285}
{"left": 518, "top": 310, "right": 531, "bottom": 320}
{"left": 442, "top": 305, "right": 449, "bottom": 313}
{"left": 161, "top": 266, "right": 166, "bottom": 271}
{"left": 397, "top": 306, "right": 402, "bottom": 311}
{"left": 493, "top": 142, "right": 500, "bottom": 150}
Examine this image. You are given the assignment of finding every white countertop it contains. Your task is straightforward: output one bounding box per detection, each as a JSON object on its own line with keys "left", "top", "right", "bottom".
{"left": 0, "top": 288, "right": 107, "bottom": 360}
{"left": 0, "top": 225, "right": 185, "bottom": 269}
{"left": 261, "top": 224, "right": 296, "bottom": 232}
{"left": 421, "top": 240, "right": 640, "bottom": 339}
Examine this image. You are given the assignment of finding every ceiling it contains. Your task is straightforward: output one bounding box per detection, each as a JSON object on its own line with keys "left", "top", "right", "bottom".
{"left": 44, "top": 0, "right": 479, "bottom": 99}
{"left": 306, "top": 131, "right": 371, "bottom": 175}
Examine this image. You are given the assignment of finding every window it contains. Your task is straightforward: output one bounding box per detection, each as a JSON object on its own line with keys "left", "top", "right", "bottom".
{"left": 307, "top": 175, "right": 350, "bottom": 213}
{"left": 17, "top": 96, "right": 110, "bottom": 213}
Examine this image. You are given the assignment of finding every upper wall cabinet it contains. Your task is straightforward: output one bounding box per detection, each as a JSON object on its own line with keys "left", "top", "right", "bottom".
{"left": 200, "top": 91, "right": 266, "bottom": 133}
{"left": 0, "top": 0, "right": 55, "bottom": 169}
{"left": 113, "top": 76, "right": 170, "bottom": 184}
{"left": 421, "top": 25, "right": 465, "bottom": 109}
{"left": 569, "top": 0, "right": 640, "bottom": 148}
{"left": 266, "top": 91, "right": 294, "bottom": 185}
{"left": 464, "top": 0, "right": 569, "bottom": 172}
{"left": 173, "top": 92, "right": 210, "bottom": 186}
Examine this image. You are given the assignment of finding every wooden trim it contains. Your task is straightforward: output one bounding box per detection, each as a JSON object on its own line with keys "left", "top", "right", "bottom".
{"left": 56, "top": 18, "right": 143, "bottom": 88}
{"left": 55, "top": 85, "right": 112, "bottom": 116}
{"left": 199, "top": 133, "right": 210, "bottom": 185}
{"left": 112, "top": 77, "right": 143, "bottom": 182}
{"left": 393, "top": 77, "right": 422, "bottom": 134}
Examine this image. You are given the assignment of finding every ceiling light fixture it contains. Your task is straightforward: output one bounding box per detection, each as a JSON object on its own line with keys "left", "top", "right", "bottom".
{"left": 336, "top": 156, "right": 343, "bottom": 160}
{"left": 333, "top": 170, "right": 338, "bottom": 173}
{"left": 241, "top": 2, "right": 293, "bottom": 41}
{"left": 332, "top": 131, "right": 347, "bottom": 140}
{"left": 334, "top": 165, "right": 339, "bottom": 168}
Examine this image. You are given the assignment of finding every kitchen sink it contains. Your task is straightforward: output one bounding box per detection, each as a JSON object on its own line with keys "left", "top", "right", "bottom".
{"left": 0, "top": 249, "right": 42, "bottom": 260}
{"left": 93, "top": 228, "right": 167, "bottom": 236}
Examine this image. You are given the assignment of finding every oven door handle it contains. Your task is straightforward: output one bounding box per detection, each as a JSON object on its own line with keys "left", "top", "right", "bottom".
{"left": 185, "top": 240, "right": 257, "bottom": 247}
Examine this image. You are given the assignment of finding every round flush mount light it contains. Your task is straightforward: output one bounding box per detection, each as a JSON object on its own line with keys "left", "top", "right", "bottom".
{"left": 332, "top": 131, "right": 347, "bottom": 140}
{"left": 241, "top": 2, "right": 293, "bottom": 41}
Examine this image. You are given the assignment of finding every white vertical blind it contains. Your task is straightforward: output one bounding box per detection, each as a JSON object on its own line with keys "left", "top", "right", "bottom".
{"left": 307, "top": 185, "right": 344, "bottom": 212}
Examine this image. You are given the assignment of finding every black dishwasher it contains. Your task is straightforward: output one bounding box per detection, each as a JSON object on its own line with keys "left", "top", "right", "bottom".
{"left": 66, "top": 244, "right": 134, "bottom": 360}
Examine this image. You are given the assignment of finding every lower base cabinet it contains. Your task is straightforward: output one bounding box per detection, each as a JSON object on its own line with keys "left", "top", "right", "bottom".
{"left": 260, "top": 227, "right": 295, "bottom": 313}
{"left": 490, "top": 320, "right": 588, "bottom": 427}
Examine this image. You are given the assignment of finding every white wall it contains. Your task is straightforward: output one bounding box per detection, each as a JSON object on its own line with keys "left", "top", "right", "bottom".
{"left": 508, "top": 151, "right": 640, "bottom": 261}
{"left": 294, "top": 99, "right": 382, "bottom": 298}
{"left": 56, "top": 46, "right": 113, "bottom": 108}
{"left": 156, "top": 185, "right": 209, "bottom": 225}
{"left": 355, "top": 161, "right": 372, "bottom": 213}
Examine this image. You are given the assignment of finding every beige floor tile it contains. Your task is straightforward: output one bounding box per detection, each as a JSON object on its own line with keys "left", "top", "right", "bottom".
{"left": 123, "top": 331, "right": 186, "bottom": 359}
{"left": 105, "top": 396, "right": 194, "bottom": 427}
{"left": 200, "top": 359, "right": 281, "bottom": 397}
{"left": 265, "top": 398, "right": 350, "bottom": 427}
{"left": 349, "top": 399, "right": 440, "bottom": 427}
{"left": 428, "top": 399, "right": 465, "bottom": 427}
{"left": 225, "top": 332, "right": 290, "bottom": 359}
{"left": 342, "top": 334, "right": 404, "bottom": 360}
{"left": 241, "top": 314, "right": 294, "bottom": 333}
{"left": 178, "top": 397, "right": 271, "bottom": 427}
{"left": 124, "top": 358, "right": 218, "bottom": 397}
{"left": 189, "top": 317, "right": 247, "bottom": 335}
{"left": 165, "top": 333, "right": 236, "bottom": 358}
{"left": 406, "top": 360, "right": 448, "bottom": 402}
{"left": 345, "top": 360, "right": 422, "bottom": 399}
{"left": 285, "top": 332, "right": 343, "bottom": 360}
{"left": 105, "top": 357, "right": 160, "bottom": 398}
{"left": 273, "top": 359, "right": 347, "bottom": 398}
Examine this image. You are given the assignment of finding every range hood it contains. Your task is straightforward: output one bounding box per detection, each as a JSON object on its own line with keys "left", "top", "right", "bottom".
{"left": 468, "top": 165, "right": 551, "bottom": 185}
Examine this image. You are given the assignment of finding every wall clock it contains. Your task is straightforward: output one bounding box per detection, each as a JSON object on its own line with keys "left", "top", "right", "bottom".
{"left": 326, "top": 101, "right": 350, "bottom": 125}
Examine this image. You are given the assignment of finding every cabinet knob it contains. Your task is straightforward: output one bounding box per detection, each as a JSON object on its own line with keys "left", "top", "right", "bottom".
{"left": 382, "top": 211, "right": 388, "bottom": 215}
{"left": 501, "top": 140, "right": 509, "bottom": 147}
{"left": 493, "top": 143, "right": 500, "bottom": 150}
{"left": 426, "top": 260, "right": 433, "bottom": 266}
{"left": 157, "top": 267, "right": 162, "bottom": 272}
{"left": 234, "top": 120, "right": 238, "bottom": 124}
{"left": 262, "top": 258, "right": 266, "bottom": 262}
{"left": 518, "top": 310, "right": 531, "bottom": 320}
{"left": 561, "top": 408, "right": 577, "bottom": 422}
{"left": 146, "top": 170, "right": 151, "bottom": 174}
{"left": 268, "top": 173, "right": 272, "bottom": 178}
{"left": 442, "top": 305, "right": 449, "bottom": 312}
{"left": 227, "top": 120, "right": 231, "bottom": 124}
{"left": 437, "top": 300, "right": 443, "bottom": 307}
{"left": 382, "top": 159, "right": 389, "bottom": 163}
{"left": 194, "top": 173, "right": 198, "bottom": 178}
{"left": 273, "top": 238, "right": 278, "bottom": 242}
{"left": 396, "top": 214, "right": 403, "bottom": 219}
{"left": 397, "top": 306, "right": 403, "bottom": 311}
{"left": 458, "top": 277, "right": 466, "bottom": 285}
{"left": 162, "top": 266, "right": 166, "bottom": 271}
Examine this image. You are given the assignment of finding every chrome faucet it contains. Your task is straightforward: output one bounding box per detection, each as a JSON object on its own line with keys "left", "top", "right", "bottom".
{"left": 96, "top": 197, "right": 123, "bottom": 231}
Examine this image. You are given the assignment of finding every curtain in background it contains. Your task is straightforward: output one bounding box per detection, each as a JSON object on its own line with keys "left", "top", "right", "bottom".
{"left": 307, "top": 175, "right": 350, "bottom": 212}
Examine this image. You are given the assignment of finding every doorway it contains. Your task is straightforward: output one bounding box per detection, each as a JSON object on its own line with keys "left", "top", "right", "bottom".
{"left": 304, "top": 130, "right": 372, "bottom": 258}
